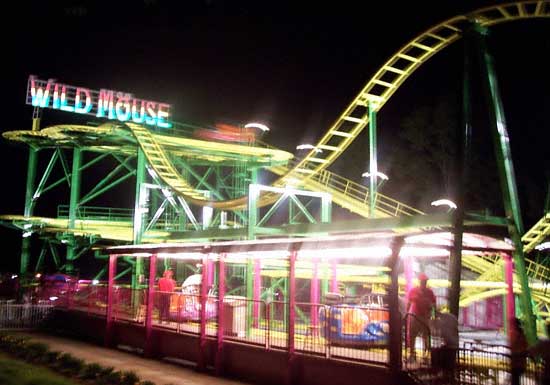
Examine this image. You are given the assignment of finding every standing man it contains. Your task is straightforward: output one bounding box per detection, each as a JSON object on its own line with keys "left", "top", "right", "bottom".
{"left": 158, "top": 269, "right": 175, "bottom": 324}
{"left": 406, "top": 272, "right": 436, "bottom": 362}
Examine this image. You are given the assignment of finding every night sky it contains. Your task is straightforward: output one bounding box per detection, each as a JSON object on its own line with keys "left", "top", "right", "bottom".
{"left": 1, "top": 1, "right": 549, "bottom": 273}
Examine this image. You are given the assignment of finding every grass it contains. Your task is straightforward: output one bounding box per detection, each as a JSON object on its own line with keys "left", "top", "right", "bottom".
{"left": 0, "top": 352, "right": 81, "bottom": 385}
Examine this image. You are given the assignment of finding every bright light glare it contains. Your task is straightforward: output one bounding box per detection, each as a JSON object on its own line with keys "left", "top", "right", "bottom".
{"left": 245, "top": 122, "right": 270, "bottom": 132}
{"left": 535, "top": 242, "right": 550, "bottom": 251}
{"left": 362, "top": 171, "right": 389, "bottom": 180}
{"left": 296, "top": 144, "right": 322, "bottom": 153}
{"left": 49, "top": 296, "right": 58, "bottom": 301}
{"left": 35, "top": 273, "right": 42, "bottom": 279}
{"left": 92, "top": 279, "right": 99, "bottom": 285}
{"left": 22, "top": 231, "right": 32, "bottom": 238}
{"left": 431, "top": 199, "right": 457, "bottom": 209}
{"left": 11, "top": 274, "right": 18, "bottom": 279}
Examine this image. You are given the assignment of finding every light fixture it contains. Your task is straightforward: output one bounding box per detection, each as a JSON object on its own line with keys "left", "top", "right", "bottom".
{"left": 244, "top": 122, "right": 270, "bottom": 132}
{"left": 535, "top": 242, "right": 550, "bottom": 251}
{"left": 431, "top": 199, "right": 457, "bottom": 210}
{"left": 362, "top": 171, "right": 389, "bottom": 180}
{"left": 296, "top": 144, "right": 322, "bottom": 153}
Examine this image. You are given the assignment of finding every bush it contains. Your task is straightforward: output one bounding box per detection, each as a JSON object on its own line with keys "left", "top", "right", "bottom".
{"left": 23, "top": 342, "right": 49, "bottom": 363}
{"left": 42, "top": 350, "right": 61, "bottom": 366}
{"left": 56, "top": 352, "right": 85, "bottom": 376}
{"left": 80, "top": 362, "right": 103, "bottom": 380}
{"left": 99, "top": 369, "right": 122, "bottom": 385}
{"left": 120, "top": 370, "right": 140, "bottom": 385}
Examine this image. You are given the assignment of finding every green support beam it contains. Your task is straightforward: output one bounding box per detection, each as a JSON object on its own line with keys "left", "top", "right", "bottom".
{"left": 475, "top": 24, "right": 536, "bottom": 343}
{"left": 66, "top": 148, "right": 82, "bottom": 274}
{"left": 133, "top": 149, "right": 146, "bottom": 289}
{"left": 368, "top": 102, "right": 378, "bottom": 218}
{"left": 21, "top": 146, "right": 38, "bottom": 274}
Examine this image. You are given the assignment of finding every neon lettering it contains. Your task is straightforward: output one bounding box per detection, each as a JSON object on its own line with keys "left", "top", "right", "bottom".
{"left": 157, "top": 103, "right": 171, "bottom": 128}
{"left": 97, "top": 89, "right": 114, "bottom": 118}
{"left": 60, "top": 85, "right": 74, "bottom": 112}
{"left": 27, "top": 76, "right": 172, "bottom": 128}
{"left": 115, "top": 92, "right": 131, "bottom": 122}
{"left": 30, "top": 77, "right": 53, "bottom": 108}
{"left": 131, "top": 100, "right": 146, "bottom": 123}
{"left": 74, "top": 87, "right": 92, "bottom": 114}
{"left": 52, "top": 84, "right": 61, "bottom": 109}
{"left": 145, "top": 101, "right": 157, "bottom": 125}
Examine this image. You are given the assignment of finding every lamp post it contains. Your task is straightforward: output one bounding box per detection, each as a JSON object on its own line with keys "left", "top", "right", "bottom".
{"left": 362, "top": 171, "right": 388, "bottom": 217}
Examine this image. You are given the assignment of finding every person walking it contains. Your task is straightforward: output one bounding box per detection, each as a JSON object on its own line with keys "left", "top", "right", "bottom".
{"left": 510, "top": 317, "right": 528, "bottom": 385}
{"left": 406, "top": 272, "right": 436, "bottom": 362}
{"left": 158, "top": 269, "right": 175, "bottom": 324}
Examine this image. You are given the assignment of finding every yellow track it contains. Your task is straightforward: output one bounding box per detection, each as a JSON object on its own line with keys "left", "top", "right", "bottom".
{"left": 522, "top": 213, "right": 550, "bottom": 253}
{"left": 130, "top": 2, "right": 550, "bottom": 214}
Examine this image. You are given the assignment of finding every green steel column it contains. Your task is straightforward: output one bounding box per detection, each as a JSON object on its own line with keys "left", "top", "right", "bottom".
{"left": 66, "top": 148, "right": 82, "bottom": 274}
{"left": 247, "top": 169, "right": 259, "bottom": 240}
{"left": 321, "top": 194, "right": 331, "bottom": 223}
{"left": 21, "top": 147, "right": 38, "bottom": 275}
{"left": 475, "top": 25, "right": 536, "bottom": 343}
{"left": 246, "top": 260, "right": 253, "bottom": 335}
{"left": 368, "top": 102, "right": 378, "bottom": 218}
{"left": 132, "top": 149, "right": 146, "bottom": 289}
{"left": 449, "top": 25, "right": 474, "bottom": 318}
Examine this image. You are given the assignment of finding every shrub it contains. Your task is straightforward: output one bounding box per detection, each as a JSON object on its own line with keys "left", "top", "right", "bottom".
{"left": 42, "top": 350, "right": 61, "bottom": 366}
{"left": 120, "top": 370, "right": 140, "bottom": 385}
{"left": 99, "top": 369, "right": 122, "bottom": 385}
{"left": 56, "top": 352, "right": 85, "bottom": 375}
{"left": 23, "top": 342, "right": 49, "bottom": 362}
{"left": 80, "top": 362, "right": 103, "bottom": 380}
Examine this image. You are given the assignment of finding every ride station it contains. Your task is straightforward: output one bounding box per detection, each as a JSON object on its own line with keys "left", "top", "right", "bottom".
{"left": 2, "top": 2, "right": 550, "bottom": 385}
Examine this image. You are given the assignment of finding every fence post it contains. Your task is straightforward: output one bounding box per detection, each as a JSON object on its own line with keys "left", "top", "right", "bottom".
{"left": 144, "top": 253, "right": 157, "bottom": 357}
{"left": 287, "top": 249, "right": 297, "bottom": 385}
{"left": 198, "top": 253, "right": 209, "bottom": 371}
{"left": 105, "top": 254, "right": 117, "bottom": 347}
{"left": 216, "top": 252, "right": 225, "bottom": 375}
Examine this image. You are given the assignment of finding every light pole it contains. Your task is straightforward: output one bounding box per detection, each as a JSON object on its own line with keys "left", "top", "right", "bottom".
{"left": 362, "top": 171, "right": 389, "bottom": 217}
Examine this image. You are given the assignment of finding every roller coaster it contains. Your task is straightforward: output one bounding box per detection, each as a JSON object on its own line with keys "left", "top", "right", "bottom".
{"left": 2, "top": 1, "right": 550, "bottom": 341}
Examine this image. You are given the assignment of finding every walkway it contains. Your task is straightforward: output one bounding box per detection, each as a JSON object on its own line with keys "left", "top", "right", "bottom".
{"left": 13, "top": 331, "right": 247, "bottom": 385}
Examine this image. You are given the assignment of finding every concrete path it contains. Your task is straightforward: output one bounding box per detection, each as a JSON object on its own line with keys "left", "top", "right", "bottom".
{"left": 13, "top": 331, "right": 247, "bottom": 385}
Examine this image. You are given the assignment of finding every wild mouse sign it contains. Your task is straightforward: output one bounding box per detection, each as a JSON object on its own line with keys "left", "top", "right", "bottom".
{"left": 26, "top": 75, "right": 172, "bottom": 128}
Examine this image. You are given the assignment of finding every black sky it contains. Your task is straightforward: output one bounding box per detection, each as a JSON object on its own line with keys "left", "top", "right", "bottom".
{"left": 1, "top": 1, "right": 549, "bottom": 272}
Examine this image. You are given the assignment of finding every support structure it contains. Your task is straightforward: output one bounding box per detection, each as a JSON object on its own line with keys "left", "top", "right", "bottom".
{"left": 475, "top": 24, "right": 536, "bottom": 343}
{"left": 368, "top": 102, "right": 378, "bottom": 218}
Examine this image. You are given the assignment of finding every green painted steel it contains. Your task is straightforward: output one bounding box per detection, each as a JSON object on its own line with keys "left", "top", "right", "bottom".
{"left": 476, "top": 25, "right": 536, "bottom": 343}
{"left": 368, "top": 103, "right": 377, "bottom": 218}
{"left": 21, "top": 147, "right": 38, "bottom": 274}
{"left": 133, "top": 149, "right": 146, "bottom": 289}
{"left": 65, "top": 148, "right": 82, "bottom": 274}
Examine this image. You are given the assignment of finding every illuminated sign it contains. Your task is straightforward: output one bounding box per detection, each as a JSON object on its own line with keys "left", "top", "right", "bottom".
{"left": 26, "top": 75, "right": 172, "bottom": 128}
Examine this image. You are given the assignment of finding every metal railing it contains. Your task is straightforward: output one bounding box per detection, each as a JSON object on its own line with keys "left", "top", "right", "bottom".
{"left": 0, "top": 302, "right": 54, "bottom": 329}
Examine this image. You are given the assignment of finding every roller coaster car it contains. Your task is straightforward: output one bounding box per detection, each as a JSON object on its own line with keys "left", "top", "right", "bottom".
{"left": 193, "top": 123, "right": 257, "bottom": 143}
{"left": 167, "top": 274, "right": 217, "bottom": 321}
{"left": 319, "top": 292, "right": 390, "bottom": 347}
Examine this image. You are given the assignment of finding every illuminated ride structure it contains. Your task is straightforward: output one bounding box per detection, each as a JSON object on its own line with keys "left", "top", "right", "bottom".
{"left": 2, "top": 2, "right": 550, "bottom": 377}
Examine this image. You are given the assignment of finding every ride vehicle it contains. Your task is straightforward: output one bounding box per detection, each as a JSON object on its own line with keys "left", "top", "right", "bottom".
{"left": 168, "top": 274, "right": 217, "bottom": 321}
{"left": 319, "top": 292, "right": 390, "bottom": 347}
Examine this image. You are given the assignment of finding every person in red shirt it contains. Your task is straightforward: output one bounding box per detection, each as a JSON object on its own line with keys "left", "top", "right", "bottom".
{"left": 406, "top": 272, "right": 436, "bottom": 362}
{"left": 158, "top": 269, "right": 176, "bottom": 324}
